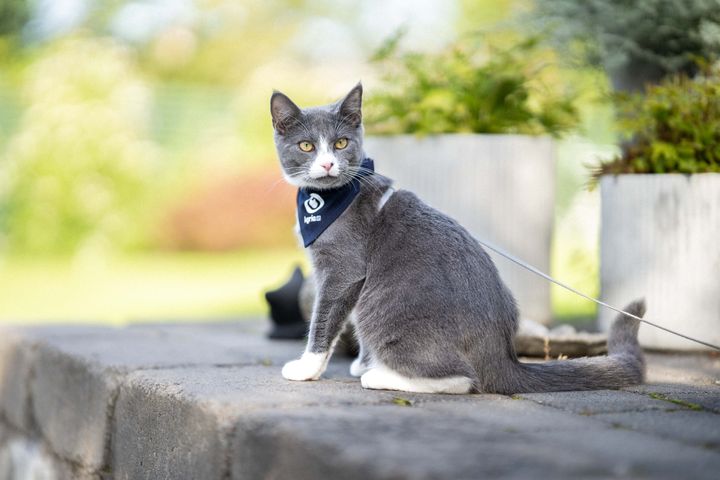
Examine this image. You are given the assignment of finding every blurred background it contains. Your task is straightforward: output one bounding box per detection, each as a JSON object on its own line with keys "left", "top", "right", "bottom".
{"left": 0, "top": 0, "right": 647, "bottom": 325}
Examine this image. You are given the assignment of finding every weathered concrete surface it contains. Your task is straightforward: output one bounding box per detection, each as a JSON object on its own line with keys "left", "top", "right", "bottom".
{"left": 31, "top": 346, "right": 120, "bottom": 469}
{"left": 517, "top": 390, "right": 679, "bottom": 414}
{"left": 593, "top": 410, "right": 720, "bottom": 448}
{"left": 0, "top": 320, "right": 719, "bottom": 479}
{"left": 233, "top": 404, "right": 720, "bottom": 480}
{"left": 0, "top": 333, "right": 33, "bottom": 431}
{"left": 4, "top": 322, "right": 306, "bottom": 473}
{"left": 112, "top": 378, "right": 228, "bottom": 480}
{"left": 111, "top": 363, "right": 496, "bottom": 480}
{"left": 0, "top": 435, "right": 99, "bottom": 480}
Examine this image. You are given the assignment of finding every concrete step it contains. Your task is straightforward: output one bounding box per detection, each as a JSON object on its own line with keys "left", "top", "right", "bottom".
{"left": 0, "top": 320, "right": 719, "bottom": 479}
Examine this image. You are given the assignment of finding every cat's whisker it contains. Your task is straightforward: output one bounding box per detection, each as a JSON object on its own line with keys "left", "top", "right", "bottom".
{"left": 269, "top": 167, "right": 311, "bottom": 189}
{"left": 344, "top": 171, "right": 382, "bottom": 195}
{"left": 353, "top": 166, "right": 393, "bottom": 182}
{"left": 346, "top": 165, "right": 380, "bottom": 182}
{"left": 265, "top": 176, "right": 290, "bottom": 193}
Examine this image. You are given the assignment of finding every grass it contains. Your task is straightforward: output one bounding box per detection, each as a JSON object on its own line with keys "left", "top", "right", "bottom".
{"left": 391, "top": 397, "right": 413, "bottom": 407}
{"left": 0, "top": 242, "right": 595, "bottom": 327}
{"left": 648, "top": 392, "right": 704, "bottom": 411}
{"left": 0, "top": 225, "right": 599, "bottom": 327}
{"left": 0, "top": 249, "right": 308, "bottom": 325}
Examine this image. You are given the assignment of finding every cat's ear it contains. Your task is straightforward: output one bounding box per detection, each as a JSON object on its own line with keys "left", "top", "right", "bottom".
{"left": 338, "top": 82, "right": 363, "bottom": 128}
{"left": 271, "top": 91, "right": 302, "bottom": 135}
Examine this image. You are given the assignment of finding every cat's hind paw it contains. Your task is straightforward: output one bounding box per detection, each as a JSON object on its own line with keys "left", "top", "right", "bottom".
{"left": 361, "top": 366, "right": 473, "bottom": 394}
{"left": 281, "top": 352, "right": 326, "bottom": 381}
{"left": 349, "top": 357, "right": 370, "bottom": 377}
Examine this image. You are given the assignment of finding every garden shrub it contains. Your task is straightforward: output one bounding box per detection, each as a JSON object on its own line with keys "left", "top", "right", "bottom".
{"left": 365, "top": 36, "right": 579, "bottom": 137}
{"left": 596, "top": 63, "right": 720, "bottom": 176}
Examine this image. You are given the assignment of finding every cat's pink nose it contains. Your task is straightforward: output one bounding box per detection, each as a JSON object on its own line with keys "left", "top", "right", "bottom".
{"left": 320, "top": 161, "right": 334, "bottom": 172}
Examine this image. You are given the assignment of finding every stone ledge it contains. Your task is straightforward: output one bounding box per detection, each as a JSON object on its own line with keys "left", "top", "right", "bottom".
{"left": 0, "top": 320, "right": 718, "bottom": 479}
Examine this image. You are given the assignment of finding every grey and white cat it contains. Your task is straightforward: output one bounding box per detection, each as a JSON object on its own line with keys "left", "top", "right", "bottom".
{"left": 271, "top": 83, "right": 645, "bottom": 394}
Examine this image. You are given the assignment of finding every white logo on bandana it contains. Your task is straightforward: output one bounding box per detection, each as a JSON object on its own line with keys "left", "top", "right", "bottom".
{"left": 304, "top": 193, "right": 324, "bottom": 214}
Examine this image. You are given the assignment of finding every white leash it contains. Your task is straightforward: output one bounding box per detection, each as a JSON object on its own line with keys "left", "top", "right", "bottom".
{"left": 476, "top": 237, "right": 720, "bottom": 352}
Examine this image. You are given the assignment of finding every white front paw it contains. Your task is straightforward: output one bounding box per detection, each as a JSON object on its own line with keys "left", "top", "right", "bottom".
{"left": 281, "top": 352, "right": 326, "bottom": 381}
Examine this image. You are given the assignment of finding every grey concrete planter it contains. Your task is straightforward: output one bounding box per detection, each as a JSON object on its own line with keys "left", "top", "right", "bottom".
{"left": 599, "top": 174, "right": 720, "bottom": 350}
{"left": 364, "top": 134, "right": 555, "bottom": 324}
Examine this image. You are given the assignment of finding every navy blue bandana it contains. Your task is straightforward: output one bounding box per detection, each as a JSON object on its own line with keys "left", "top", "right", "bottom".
{"left": 297, "top": 158, "right": 375, "bottom": 247}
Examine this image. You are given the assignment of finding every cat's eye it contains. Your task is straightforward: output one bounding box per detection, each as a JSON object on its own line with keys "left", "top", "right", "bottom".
{"left": 334, "top": 138, "right": 348, "bottom": 150}
{"left": 298, "top": 141, "right": 315, "bottom": 152}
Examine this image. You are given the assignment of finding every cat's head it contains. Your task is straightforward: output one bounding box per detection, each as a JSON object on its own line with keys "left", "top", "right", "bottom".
{"left": 270, "top": 83, "right": 364, "bottom": 190}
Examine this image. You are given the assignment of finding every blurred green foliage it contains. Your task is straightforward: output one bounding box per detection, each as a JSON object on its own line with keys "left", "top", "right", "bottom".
{"left": 137, "top": 1, "right": 303, "bottom": 85}
{"left": 0, "top": 0, "right": 29, "bottom": 38}
{"left": 0, "top": 0, "right": 380, "bottom": 258}
{"left": 365, "top": 36, "right": 579, "bottom": 137}
{"left": 457, "top": 0, "right": 526, "bottom": 32}
{"left": 535, "top": 0, "right": 720, "bottom": 89}
{"left": 597, "top": 64, "right": 720, "bottom": 176}
{"left": 0, "top": 36, "right": 159, "bottom": 255}
{"left": 0, "top": 0, "right": 29, "bottom": 61}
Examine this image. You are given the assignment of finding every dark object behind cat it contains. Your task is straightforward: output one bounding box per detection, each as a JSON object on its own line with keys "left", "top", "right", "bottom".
{"left": 265, "top": 266, "right": 307, "bottom": 339}
{"left": 271, "top": 84, "right": 645, "bottom": 394}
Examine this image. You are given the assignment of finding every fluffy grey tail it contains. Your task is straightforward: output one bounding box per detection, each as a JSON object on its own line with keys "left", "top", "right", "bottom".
{"left": 503, "top": 299, "right": 646, "bottom": 394}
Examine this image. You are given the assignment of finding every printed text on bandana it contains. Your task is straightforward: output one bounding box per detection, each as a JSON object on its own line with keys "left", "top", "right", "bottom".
{"left": 304, "top": 193, "right": 324, "bottom": 224}
{"left": 296, "top": 158, "right": 377, "bottom": 247}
